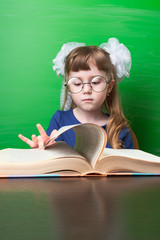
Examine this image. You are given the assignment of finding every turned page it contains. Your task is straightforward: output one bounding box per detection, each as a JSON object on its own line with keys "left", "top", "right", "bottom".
{"left": 47, "top": 123, "right": 107, "bottom": 168}
{"left": 73, "top": 124, "right": 107, "bottom": 167}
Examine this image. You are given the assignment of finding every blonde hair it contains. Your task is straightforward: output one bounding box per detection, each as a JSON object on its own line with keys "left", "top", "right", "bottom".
{"left": 63, "top": 46, "right": 129, "bottom": 148}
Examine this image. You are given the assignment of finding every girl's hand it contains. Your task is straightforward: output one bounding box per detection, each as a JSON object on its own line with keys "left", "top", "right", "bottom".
{"left": 18, "top": 124, "right": 57, "bottom": 149}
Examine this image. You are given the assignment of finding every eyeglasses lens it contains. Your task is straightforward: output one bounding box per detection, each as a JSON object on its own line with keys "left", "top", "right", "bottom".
{"left": 67, "top": 76, "right": 107, "bottom": 93}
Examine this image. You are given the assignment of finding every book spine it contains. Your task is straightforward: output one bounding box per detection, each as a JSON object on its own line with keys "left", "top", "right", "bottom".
{"left": 132, "top": 173, "right": 160, "bottom": 176}
{"left": 0, "top": 174, "right": 61, "bottom": 178}
{"left": 107, "top": 173, "right": 160, "bottom": 176}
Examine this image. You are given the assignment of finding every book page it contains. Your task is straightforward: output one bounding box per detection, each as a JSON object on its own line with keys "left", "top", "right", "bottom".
{"left": 73, "top": 124, "right": 107, "bottom": 168}
{"left": 0, "top": 142, "right": 85, "bottom": 163}
{"left": 102, "top": 148, "right": 160, "bottom": 162}
{"left": 46, "top": 124, "right": 82, "bottom": 146}
{"left": 46, "top": 123, "right": 107, "bottom": 168}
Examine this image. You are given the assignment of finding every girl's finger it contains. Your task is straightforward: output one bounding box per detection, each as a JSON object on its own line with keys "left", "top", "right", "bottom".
{"left": 37, "top": 135, "right": 45, "bottom": 150}
{"left": 18, "top": 134, "right": 35, "bottom": 148}
{"left": 50, "top": 129, "right": 58, "bottom": 138}
{"left": 36, "top": 124, "right": 47, "bottom": 139}
{"left": 47, "top": 129, "right": 58, "bottom": 146}
{"left": 31, "top": 134, "right": 38, "bottom": 145}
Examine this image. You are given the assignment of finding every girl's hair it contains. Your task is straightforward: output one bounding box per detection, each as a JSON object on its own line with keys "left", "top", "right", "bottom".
{"left": 63, "top": 46, "right": 129, "bottom": 149}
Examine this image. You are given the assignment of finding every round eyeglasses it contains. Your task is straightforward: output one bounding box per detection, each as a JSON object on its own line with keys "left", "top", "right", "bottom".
{"left": 65, "top": 75, "right": 110, "bottom": 94}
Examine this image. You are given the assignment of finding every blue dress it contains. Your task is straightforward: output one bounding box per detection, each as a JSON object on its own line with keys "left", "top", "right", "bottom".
{"left": 46, "top": 109, "right": 134, "bottom": 149}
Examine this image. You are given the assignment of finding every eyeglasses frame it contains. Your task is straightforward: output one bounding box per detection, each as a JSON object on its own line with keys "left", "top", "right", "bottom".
{"left": 64, "top": 75, "right": 112, "bottom": 94}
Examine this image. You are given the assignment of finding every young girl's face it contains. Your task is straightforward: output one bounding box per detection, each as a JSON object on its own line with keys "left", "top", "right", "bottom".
{"left": 68, "top": 64, "right": 115, "bottom": 113}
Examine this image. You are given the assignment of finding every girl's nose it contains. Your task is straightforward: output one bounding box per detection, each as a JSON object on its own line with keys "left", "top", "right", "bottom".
{"left": 82, "top": 83, "right": 92, "bottom": 93}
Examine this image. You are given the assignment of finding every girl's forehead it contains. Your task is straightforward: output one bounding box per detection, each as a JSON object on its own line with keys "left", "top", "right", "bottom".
{"left": 68, "top": 65, "right": 106, "bottom": 78}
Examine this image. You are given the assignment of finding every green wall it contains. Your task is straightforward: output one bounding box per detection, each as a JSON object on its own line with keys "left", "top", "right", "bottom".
{"left": 0, "top": 0, "right": 160, "bottom": 156}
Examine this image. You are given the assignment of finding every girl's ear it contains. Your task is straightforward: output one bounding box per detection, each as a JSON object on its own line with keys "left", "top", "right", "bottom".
{"left": 107, "top": 79, "right": 115, "bottom": 93}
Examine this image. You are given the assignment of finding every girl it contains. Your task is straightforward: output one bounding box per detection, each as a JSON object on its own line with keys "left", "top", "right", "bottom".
{"left": 19, "top": 38, "right": 134, "bottom": 149}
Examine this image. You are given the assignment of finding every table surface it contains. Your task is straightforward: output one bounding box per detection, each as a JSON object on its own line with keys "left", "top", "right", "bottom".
{"left": 1, "top": 176, "right": 160, "bottom": 240}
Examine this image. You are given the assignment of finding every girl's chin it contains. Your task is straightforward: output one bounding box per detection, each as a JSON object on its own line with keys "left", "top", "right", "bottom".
{"left": 76, "top": 106, "right": 101, "bottom": 112}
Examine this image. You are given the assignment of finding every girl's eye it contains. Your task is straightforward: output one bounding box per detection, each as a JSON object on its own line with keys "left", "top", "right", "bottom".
{"left": 68, "top": 78, "right": 82, "bottom": 87}
{"left": 91, "top": 76, "right": 105, "bottom": 85}
{"left": 92, "top": 80, "right": 100, "bottom": 85}
{"left": 73, "top": 82, "right": 82, "bottom": 86}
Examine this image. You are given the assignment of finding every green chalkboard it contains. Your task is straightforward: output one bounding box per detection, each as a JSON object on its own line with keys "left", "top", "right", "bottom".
{"left": 0, "top": 0, "right": 160, "bottom": 156}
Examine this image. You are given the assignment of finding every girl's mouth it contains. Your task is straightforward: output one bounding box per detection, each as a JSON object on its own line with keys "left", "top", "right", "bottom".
{"left": 82, "top": 98, "right": 93, "bottom": 102}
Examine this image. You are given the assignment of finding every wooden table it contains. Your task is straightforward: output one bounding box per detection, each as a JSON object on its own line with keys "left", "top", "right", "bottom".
{"left": 0, "top": 176, "right": 160, "bottom": 240}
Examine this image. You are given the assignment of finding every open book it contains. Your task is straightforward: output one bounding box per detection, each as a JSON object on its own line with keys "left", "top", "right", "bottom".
{"left": 0, "top": 123, "right": 160, "bottom": 177}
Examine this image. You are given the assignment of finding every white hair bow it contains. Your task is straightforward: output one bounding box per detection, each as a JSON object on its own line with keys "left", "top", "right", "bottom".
{"left": 53, "top": 42, "right": 86, "bottom": 78}
{"left": 100, "top": 38, "right": 131, "bottom": 82}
